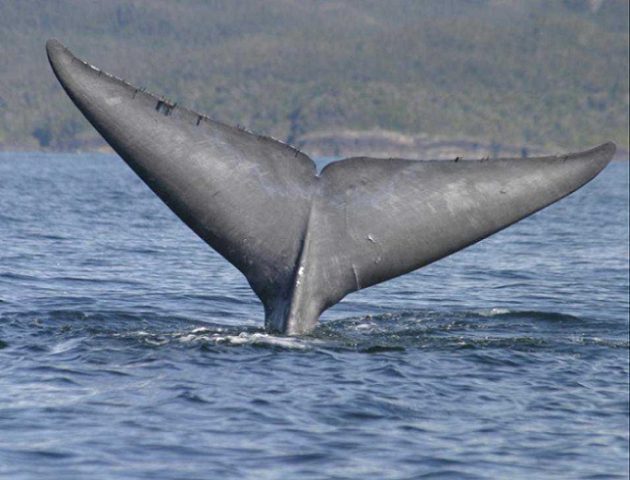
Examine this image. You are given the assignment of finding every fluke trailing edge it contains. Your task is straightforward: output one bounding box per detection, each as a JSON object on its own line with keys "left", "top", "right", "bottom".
{"left": 46, "top": 39, "right": 615, "bottom": 335}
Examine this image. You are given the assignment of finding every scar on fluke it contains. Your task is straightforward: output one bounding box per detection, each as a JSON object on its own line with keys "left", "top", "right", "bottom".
{"left": 155, "top": 99, "right": 176, "bottom": 116}
{"left": 46, "top": 39, "right": 615, "bottom": 335}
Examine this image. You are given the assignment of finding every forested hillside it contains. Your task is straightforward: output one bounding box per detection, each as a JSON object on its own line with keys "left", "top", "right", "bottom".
{"left": 0, "top": 0, "right": 628, "bottom": 156}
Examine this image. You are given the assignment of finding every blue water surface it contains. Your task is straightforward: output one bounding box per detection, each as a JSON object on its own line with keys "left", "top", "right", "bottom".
{"left": 0, "top": 153, "right": 628, "bottom": 479}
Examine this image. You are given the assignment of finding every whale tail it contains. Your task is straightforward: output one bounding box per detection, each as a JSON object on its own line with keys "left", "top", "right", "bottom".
{"left": 46, "top": 39, "right": 615, "bottom": 335}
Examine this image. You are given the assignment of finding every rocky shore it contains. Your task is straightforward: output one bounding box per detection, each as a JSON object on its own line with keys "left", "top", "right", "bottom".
{"left": 296, "top": 130, "right": 628, "bottom": 161}
{"left": 1, "top": 129, "right": 627, "bottom": 161}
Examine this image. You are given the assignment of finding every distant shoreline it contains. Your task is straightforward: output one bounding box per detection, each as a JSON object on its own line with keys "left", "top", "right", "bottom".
{"left": 1, "top": 129, "right": 628, "bottom": 161}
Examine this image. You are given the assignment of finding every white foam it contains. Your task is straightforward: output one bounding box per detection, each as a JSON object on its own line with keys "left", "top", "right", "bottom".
{"left": 478, "top": 308, "right": 511, "bottom": 317}
{"left": 175, "top": 329, "right": 311, "bottom": 349}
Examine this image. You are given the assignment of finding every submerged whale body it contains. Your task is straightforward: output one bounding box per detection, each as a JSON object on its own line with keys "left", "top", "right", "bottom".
{"left": 46, "top": 39, "right": 615, "bottom": 335}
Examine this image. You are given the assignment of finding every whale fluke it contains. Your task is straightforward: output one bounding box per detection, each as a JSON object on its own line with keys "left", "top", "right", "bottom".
{"left": 46, "top": 39, "right": 615, "bottom": 335}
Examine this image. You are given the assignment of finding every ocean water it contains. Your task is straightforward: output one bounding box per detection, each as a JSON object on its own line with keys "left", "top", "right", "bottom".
{"left": 0, "top": 152, "right": 628, "bottom": 480}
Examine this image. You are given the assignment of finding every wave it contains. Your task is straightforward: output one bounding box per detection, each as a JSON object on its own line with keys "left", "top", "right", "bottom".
{"left": 1, "top": 307, "right": 626, "bottom": 355}
{"left": 475, "top": 308, "right": 583, "bottom": 322}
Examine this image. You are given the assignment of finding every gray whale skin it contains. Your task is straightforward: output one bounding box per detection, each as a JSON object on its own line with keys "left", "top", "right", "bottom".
{"left": 46, "top": 39, "right": 616, "bottom": 335}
